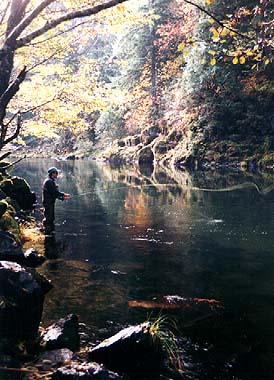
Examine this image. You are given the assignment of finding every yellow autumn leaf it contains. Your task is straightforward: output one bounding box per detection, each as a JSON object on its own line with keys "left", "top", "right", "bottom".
{"left": 243, "top": 8, "right": 252, "bottom": 15}
{"left": 264, "top": 59, "right": 270, "bottom": 65}
{"left": 254, "top": 54, "right": 262, "bottom": 61}
{"left": 183, "top": 50, "right": 189, "bottom": 56}
{"left": 210, "top": 58, "right": 216, "bottom": 65}
{"left": 239, "top": 56, "right": 246, "bottom": 64}
{"left": 208, "top": 49, "right": 216, "bottom": 55}
{"left": 220, "top": 28, "right": 229, "bottom": 37}
{"left": 208, "top": 18, "right": 215, "bottom": 24}
{"left": 116, "top": 5, "right": 126, "bottom": 11}
{"left": 232, "top": 57, "right": 238, "bottom": 64}
{"left": 245, "top": 50, "right": 254, "bottom": 57}
{"left": 211, "top": 28, "right": 219, "bottom": 37}
{"left": 177, "top": 42, "right": 185, "bottom": 52}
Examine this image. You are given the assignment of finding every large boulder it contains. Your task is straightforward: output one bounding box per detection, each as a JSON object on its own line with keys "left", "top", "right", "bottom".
{"left": 1, "top": 176, "right": 36, "bottom": 210}
{"left": 88, "top": 322, "right": 162, "bottom": 375}
{"left": 40, "top": 314, "right": 80, "bottom": 352}
{"left": 138, "top": 146, "right": 154, "bottom": 165}
{"left": 0, "top": 261, "right": 52, "bottom": 343}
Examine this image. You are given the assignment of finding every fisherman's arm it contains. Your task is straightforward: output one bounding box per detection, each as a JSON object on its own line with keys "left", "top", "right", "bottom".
{"left": 46, "top": 180, "right": 68, "bottom": 200}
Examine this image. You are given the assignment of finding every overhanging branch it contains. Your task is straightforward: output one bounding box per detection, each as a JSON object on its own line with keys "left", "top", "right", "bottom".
{"left": 4, "top": 112, "right": 22, "bottom": 146}
{"left": 0, "top": 66, "right": 27, "bottom": 114}
{"left": 184, "top": 0, "right": 252, "bottom": 40}
{"left": 16, "top": 0, "right": 129, "bottom": 48}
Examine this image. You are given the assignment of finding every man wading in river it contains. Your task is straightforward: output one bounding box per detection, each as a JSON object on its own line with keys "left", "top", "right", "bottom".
{"left": 42, "top": 167, "right": 70, "bottom": 234}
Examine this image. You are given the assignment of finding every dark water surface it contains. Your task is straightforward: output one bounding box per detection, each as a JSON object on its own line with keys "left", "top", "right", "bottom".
{"left": 13, "top": 159, "right": 274, "bottom": 379}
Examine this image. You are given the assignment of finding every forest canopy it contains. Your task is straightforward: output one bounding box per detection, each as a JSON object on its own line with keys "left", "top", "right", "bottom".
{"left": 0, "top": 0, "right": 273, "bottom": 164}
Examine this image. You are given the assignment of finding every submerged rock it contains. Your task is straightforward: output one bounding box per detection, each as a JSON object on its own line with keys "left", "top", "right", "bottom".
{"left": 24, "top": 248, "right": 45, "bottom": 267}
{"left": 89, "top": 322, "right": 162, "bottom": 375}
{"left": 0, "top": 261, "right": 52, "bottom": 343}
{"left": 40, "top": 314, "right": 80, "bottom": 352}
{"left": 52, "top": 362, "right": 124, "bottom": 380}
{"left": 35, "top": 348, "right": 74, "bottom": 371}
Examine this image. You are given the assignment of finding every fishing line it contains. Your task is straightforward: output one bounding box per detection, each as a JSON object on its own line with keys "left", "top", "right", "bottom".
{"left": 71, "top": 181, "right": 274, "bottom": 198}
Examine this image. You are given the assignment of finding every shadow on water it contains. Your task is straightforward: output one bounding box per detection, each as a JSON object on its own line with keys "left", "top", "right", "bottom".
{"left": 11, "top": 159, "right": 274, "bottom": 380}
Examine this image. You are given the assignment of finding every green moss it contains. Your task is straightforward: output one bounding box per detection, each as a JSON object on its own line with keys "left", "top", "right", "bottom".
{"left": 0, "top": 211, "right": 21, "bottom": 243}
{"left": 258, "top": 153, "right": 274, "bottom": 167}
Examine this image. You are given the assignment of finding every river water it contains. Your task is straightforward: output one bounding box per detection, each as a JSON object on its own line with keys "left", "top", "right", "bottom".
{"left": 13, "top": 159, "right": 274, "bottom": 379}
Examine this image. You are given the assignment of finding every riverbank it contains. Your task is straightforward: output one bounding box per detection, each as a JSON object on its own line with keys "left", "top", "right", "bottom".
{"left": 10, "top": 126, "right": 274, "bottom": 171}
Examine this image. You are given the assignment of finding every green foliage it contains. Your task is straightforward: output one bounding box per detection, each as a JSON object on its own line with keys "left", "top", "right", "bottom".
{"left": 96, "top": 105, "right": 126, "bottom": 139}
{"left": 148, "top": 314, "right": 182, "bottom": 370}
{"left": 0, "top": 208, "right": 20, "bottom": 241}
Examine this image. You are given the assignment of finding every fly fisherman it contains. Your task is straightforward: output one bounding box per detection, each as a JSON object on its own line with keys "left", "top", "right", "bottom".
{"left": 42, "top": 167, "right": 70, "bottom": 234}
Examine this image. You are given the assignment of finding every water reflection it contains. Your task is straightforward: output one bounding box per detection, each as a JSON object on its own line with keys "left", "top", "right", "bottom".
{"left": 12, "top": 160, "right": 274, "bottom": 379}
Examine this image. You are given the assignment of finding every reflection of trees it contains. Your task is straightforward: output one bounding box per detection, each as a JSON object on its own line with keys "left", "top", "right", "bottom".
{"left": 124, "top": 189, "right": 151, "bottom": 228}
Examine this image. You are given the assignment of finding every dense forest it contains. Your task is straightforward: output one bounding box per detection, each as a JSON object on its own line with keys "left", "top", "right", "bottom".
{"left": 0, "top": 0, "right": 273, "bottom": 168}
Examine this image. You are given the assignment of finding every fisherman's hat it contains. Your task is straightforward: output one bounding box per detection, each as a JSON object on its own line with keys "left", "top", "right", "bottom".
{"left": 48, "top": 167, "right": 59, "bottom": 175}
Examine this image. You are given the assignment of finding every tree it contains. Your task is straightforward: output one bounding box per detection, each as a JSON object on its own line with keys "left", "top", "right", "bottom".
{"left": 183, "top": 0, "right": 273, "bottom": 67}
{"left": 0, "top": 0, "right": 129, "bottom": 152}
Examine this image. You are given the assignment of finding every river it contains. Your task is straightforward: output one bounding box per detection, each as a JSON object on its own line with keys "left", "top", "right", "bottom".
{"left": 13, "top": 159, "right": 274, "bottom": 380}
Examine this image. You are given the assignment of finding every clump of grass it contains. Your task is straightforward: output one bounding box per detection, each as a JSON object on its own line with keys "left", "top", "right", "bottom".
{"left": 148, "top": 313, "right": 182, "bottom": 371}
{"left": 20, "top": 222, "right": 44, "bottom": 244}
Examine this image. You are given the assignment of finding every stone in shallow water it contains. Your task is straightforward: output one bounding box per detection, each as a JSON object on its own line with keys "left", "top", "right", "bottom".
{"left": 40, "top": 314, "right": 80, "bottom": 352}
{"left": 35, "top": 348, "right": 74, "bottom": 371}
{"left": 89, "top": 322, "right": 162, "bottom": 375}
{"left": 52, "top": 362, "right": 124, "bottom": 380}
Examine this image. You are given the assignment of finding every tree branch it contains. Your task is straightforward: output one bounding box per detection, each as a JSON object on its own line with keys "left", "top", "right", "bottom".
{"left": 6, "top": 0, "right": 55, "bottom": 43}
{"left": 15, "top": 0, "right": 129, "bottom": 48}
{"left": 6, "top": 0, "right": 32, "bottom": 38}
{"left": 0, "top": 66, "right": 27, "bottom": 114}
{"left": 0, "top": 1, "right": 11, "bottom": 25}
{"left": 0, "top": 151, "right": 12, "bottom": 162}
{"left": 183, "top": 0, "right": 252, "bottom": 40}
{"left": 3, "top": 112, "right": 22, "bottom": 146}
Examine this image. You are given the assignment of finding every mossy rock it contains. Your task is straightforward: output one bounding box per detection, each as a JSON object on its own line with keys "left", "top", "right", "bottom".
{"left": 5, "top": 197, "right": 20, "bottom": 213}
{"left": 0, "top": 201, "right": 8, "bottom": 218}
{"left": 1, "top": 177, "right": 36, "bottom": 210}
{"left": 0, "top": 212, "right": 21, "bottom": 243}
